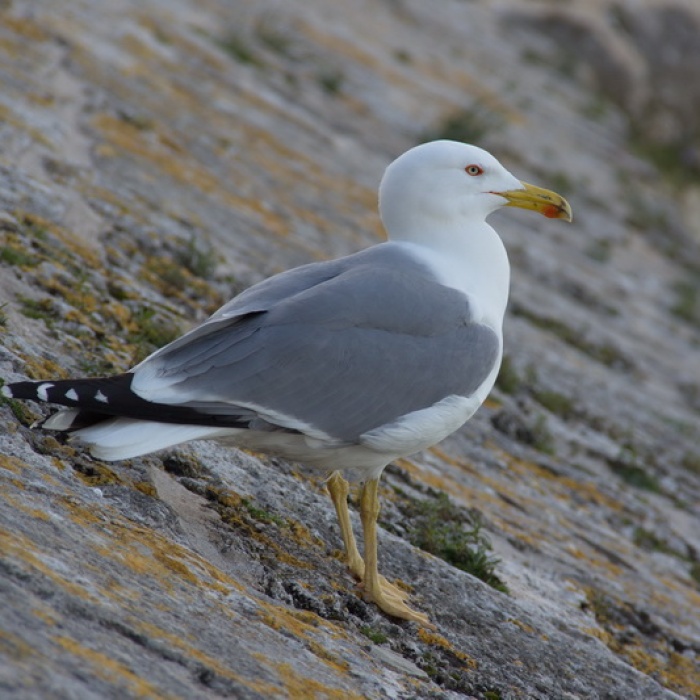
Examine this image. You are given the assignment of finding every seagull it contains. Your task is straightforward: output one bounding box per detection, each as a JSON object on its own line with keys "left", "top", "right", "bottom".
{"left": 2, "top": 140, "right": 571, "bottom": 626}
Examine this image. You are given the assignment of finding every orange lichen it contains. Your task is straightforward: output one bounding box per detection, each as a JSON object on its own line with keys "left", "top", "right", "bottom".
{"left": 269, "top": 661, "right": 362, "bottom": 700}
{"left": 417, "top": 628, "right": 477, "bottom": 668}
{"left": 54, "top": 635, "right": 177, "bottom": 700}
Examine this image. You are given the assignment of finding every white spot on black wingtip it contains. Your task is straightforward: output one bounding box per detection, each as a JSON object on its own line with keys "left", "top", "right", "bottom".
{"left": 95, "top": 390, "right": 109, "bottom": 404}
{"left": 37, "top": 383, "right": 54, "bottom": 401}
{"left": 65, "top": 388, "right": 79, "bottom": 401}
{"left": 1, "top": 385, "right": 13, "bottom": 398}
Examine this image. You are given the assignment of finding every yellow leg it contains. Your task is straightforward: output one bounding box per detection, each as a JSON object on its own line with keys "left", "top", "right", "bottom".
{"left": 359, "top": 477, "right": 433, "bottom": 627}
{"left": 327, "top": 472, "right": 410, "bottom": 606}
{"left": 326, "top": 471, "right": 364, "bottom": 578}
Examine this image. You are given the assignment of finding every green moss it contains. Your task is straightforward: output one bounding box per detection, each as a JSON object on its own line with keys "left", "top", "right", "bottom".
{"left": 360, "top": 626, "right": 388, "bottom": 645}
{"left": 585, "top": 238, "right": 613, "bottom": 263}
{"left": 241, "top": 498, "right": 286, "bottom": 527}
{"left": 151, "top": 260, "right": 188, "bottom": 290}
{"left": 681, "top": 452, "right": 700, "bottom": 474}
{"left": 117, "top": 110, "right": 154, "bottom": 131}
{"left": 77, "top": 355, "right": 120, "bottom": 377}
{"left": 217, "top": 34, "right": 263, "bottom": 66}
{"left": 608, "top": 452, "right": 660, "bottom": 493}
{"left": 17, "top": 212, "right": 49, "bottom": 240}
{"left": 622, "top": 190, "right": 671, "bottom": 234}
{"left": 255, "top": 16, "right": 294, "bottom": 57}
{"left": 531, "top": 388, "right": 575, "bottom": 419}
{"left": 405, "top": 493, "right": 508, "bottom": 593}
{"left": 495, "top": 355, "right": 522, "bottom": 394}
{"left": 633, "top": 527, "right": 674, "bottom": 555}
{"left": 176, "top": 235, "right": 218, "bottom": 280}
{"left": 317, "top": 68, "right": 344, "bottom": 95}
{"left": 128, "top": 306, "right": 181, "bottom": 363}
{"left": 19, "top": 296, "right": 60, "bottom": 324}
{"left": 671, "top": 279, "right": 699, "bottom": 324}
{"left": 689, "top": 562, "right": 700, "bottom": 588}
{"left": 0, "top": 378, "right": 35, "bottom": 425}
{"left": 0, "top": 246, "right": 38, "bottom": 267}
{"left": 511, "top": 304, "right": 632, "bottom": 370}
{"left": 422, "top": 105, "right": 503, "bottom": 144}
{"left": 531, "top": 414, "right": 555, "bottom": 455}
{"left": 629, "top": 131, "right": 700, "bottom": 187}
{"left": 546, "top": 171, "right": 574, "bottom": 195}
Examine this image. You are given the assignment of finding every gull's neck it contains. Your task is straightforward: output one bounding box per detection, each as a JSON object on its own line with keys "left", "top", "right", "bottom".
{"left": 389, "top": 219, "right": 511, "bottom": 330}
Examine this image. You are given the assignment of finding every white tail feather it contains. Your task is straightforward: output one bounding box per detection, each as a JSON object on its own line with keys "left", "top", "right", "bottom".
{"left": 72, "top": 419, "right": 232, "bottom": 461}
{"left": 42, "top": 409, "right": 82, "bottom": 431}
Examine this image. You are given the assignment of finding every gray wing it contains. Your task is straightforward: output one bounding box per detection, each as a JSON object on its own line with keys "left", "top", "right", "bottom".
{"left": 131, "top": 243, "right": 500, "bottom": 441}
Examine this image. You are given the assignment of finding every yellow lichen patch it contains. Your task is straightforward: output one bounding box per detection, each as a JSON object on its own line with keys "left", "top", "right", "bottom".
{"left": 428, "top": 446, "right": 474, "bottom": 472}
{"left": 90, "top": 517, "right": 245, "bottom": 597}
{"left": 393, "top": 455, "right": 506, "bottom": 515}
{"left": 0, "top": 630, "right": 37, "bottom": 662}
{"left": 138, "top": 255, "right": 223, "bottom": 310}
{"left": 307, "top": 639, "right": 350, "bottom": 675}
{"left": 133, "top": 620, "right": 281, "bottom": 696}
{"left": 0, "top": 527, "right": 99, "bottom": 602}
{"left": 54, "top": 635, "right": 176, "bottom": 700}
{"left": 151, "top": 550, "right": 200, "bottom": 586}
{"left": 417, "top": 628, "right": 478, "bottom": 669}
{"left": 0, "top": 103, "right": 52, "bottom": 147}
{"left": 507, "top": 618, "right": 536, "bottom": 635}
{"left": 614, "top": 642, "right": 700, "bottom": 699}
{"left": 13, "top": 210, "right": 101, "bottom": 269}
{"left": 91, "top": 113, "right": 290, "bottom": 236}
{"left": 256, "top": 600, "right": 345, "bottom": 648}
{"left": 5, "top": 495, "right": 52, "bottom": 522}
{"left": 49, "top": 457, "right": 67, "bottom": 472}
{"left": 2, "top": 16, "right": 49, "bottom": 42}
{"left": 583, "top": 587, "right": 700, "bottom": 698}
{"left": 287, "top": 519, "right": 325, "bottom": 549}
{"left": 270, "top": 661, "right": 362, "bottom": 700}
{"left": 660, "top": 652, "right": 700, "bottom": 698}
{"left": 61, "top": 498, "right": 109, "bottom": 528}
{"left": 216, "top": 503, "right": 314, "bottom": 570}
{"left": 0, "top": 454, "right": 29, "bottom": 474}
{"left": 40, "top": 437, "right": 78, "bottom": 462}
{"left": 32, "top": 605, "right": 61, "bottom": 627}
{"left": 40, "top": 279, "right": 100, "bottom": 317}
{"left": 19, "top": 353, "right": 69, "bottom": 381}
{"left": 133, "top": 481, "right": 158, "bottom": 498}
{"left": 566, "top": 543, "right": 623, "bottom": 578}
{"left": 72, "top": 463, "right": 124, "bottom": 488}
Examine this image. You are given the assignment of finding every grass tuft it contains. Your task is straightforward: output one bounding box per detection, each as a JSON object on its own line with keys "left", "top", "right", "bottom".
{"left": 360, "top": 626, "right": 388, "bottom": 644}
{"left": 176, "top": 235, "right": 218, "bottom": 280}
{"left": 608, "top": 449, "right": 661, "bottom": 493}
{"left": 406, "top": 493, "right": 508, "bottom": 593}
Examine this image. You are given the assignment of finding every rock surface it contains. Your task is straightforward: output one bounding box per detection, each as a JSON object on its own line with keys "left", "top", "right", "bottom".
{"left": 0, "top": 1, "right": 699, "bottom": 698}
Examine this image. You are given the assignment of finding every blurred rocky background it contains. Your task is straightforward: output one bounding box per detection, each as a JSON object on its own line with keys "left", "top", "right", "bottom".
{"left": 0, "top": 1, "right": 698, "bottom": 698}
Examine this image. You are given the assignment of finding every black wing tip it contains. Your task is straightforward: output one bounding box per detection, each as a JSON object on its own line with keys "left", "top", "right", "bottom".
{"left": 1, "top": 375, "right": 133, "bottom": 406}
{"left": 3, "top": 374, "right": 257, "bottom": 431}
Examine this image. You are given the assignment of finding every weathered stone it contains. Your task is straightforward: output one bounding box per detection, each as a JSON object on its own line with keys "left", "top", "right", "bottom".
{"left": 0, "top": 1, "right": 698, "bottom": 699}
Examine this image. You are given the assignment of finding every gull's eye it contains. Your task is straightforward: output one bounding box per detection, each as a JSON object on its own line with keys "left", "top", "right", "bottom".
{"left": 465, "top": 164, "right": 484, "bottom": 176}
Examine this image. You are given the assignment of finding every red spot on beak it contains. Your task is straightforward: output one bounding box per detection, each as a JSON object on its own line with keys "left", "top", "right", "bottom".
{"left": 542, "top": 204, "right": 562, "bottom": 219}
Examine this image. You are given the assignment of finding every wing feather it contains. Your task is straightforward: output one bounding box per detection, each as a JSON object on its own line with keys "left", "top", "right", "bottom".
{"left": 131, "top": 243, "right": 500, "bottom": 441}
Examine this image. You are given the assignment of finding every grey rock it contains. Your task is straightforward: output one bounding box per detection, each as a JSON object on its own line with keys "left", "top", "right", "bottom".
{"left": 0, "top": 1, "right": 698, "bottom": 699}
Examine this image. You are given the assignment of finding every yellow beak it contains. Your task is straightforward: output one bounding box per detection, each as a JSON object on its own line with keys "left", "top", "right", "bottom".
{"left": 495, "top": 181, "right": 573, "bottom": 222}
